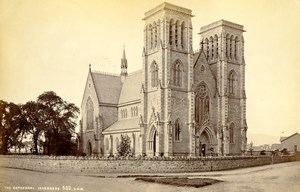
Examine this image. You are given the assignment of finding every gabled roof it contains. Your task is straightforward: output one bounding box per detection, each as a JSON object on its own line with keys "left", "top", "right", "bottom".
{"left": 103, "top": 118, "right": 140, "bottom": 133}
{"left": 118, "top": 70, "right": 142, "bottom": 104}
{"left": 193, "top": 48, "right": 208, "bottom": 67}
{"left": 91, "top": 72, "right": 122, "bottom": 105}
{"left": 281, "top": 133, "right": 300, "bottom": 142}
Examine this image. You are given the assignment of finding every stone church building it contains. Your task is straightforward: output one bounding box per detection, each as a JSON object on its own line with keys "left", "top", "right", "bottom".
{"left": 79, "top": 2, "right": 248, "bottom": 157}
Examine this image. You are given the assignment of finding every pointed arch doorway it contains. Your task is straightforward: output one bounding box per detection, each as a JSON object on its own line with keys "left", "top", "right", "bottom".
{"left": 148, "top": 126, "right": 158, "bottom": 156}
{"left": 195, "top": 127, "right": 216, "bottom": 156}
{"left": 199, "top": 130, "right": 210, "bottom": 156}
{"left": 153, "top": 131, "right": 157, "bottom": 156}
{"left": 87, "top": 141, "right": 92, "bottom": 156}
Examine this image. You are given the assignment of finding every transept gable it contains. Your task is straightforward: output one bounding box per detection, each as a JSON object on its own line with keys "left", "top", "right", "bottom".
{"left": 81, "top": 70, "right": 100, "bottom": 110}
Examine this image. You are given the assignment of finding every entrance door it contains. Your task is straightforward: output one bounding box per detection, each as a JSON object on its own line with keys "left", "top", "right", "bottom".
{"left": 87, "top": 141, "right": 92, "bottom": 156}
{"left": 153, "top": 131, "right": 157, "bottom": 156}
{"left": 199, "top": 130, "right": 209, "bottom": 156}
{"left": 201, "top": 144, "right": 206, "bottom": 156}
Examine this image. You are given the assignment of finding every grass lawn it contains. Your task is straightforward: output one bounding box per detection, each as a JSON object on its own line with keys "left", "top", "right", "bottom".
{"left": 135, "top": 177, "right": 222, "bottom": 188}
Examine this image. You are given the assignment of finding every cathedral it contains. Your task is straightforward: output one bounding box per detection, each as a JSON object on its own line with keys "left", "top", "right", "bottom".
{"left": 79, "top": 2, "right": 248, "bottom": 157}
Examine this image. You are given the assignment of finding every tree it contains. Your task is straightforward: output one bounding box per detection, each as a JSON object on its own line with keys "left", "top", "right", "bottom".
{"left": 0, "top": 101, "right": 23, "bottom": 154}
{"left": 1, "top": 91, "right": 79, "bottom": 156}
{"left": 117, "top": 134, "right": 131, "bottom": 157}
{"left": 21, "top": 101, "right": 44, "bottom": 155}
{"left": 37, "top": 91, "right": 79, "bottom": 155}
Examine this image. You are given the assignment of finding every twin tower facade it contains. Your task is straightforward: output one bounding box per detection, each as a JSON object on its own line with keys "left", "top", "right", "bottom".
{"left": 80, "top": 2, "right": 248, "bottom": 157}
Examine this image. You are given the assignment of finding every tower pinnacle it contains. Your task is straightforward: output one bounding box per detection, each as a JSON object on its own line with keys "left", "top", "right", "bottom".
{"left": 121, "top": 46, "right": 128, "bottom": 82}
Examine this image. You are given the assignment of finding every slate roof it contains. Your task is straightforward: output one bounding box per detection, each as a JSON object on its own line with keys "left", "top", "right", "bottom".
{"left": 91, "top": 72, "right": 122, "bottom": 104}
{"left": 281, "top": 133, "right": 300, "bottom": 142}
{"left": 193, "top": 51, "right": 201, "bottom": 64}
{"left": 118, "top": 70, "right": 142, "bottom": 104}
{"left": 103, "top": 118, "right": 140, "bottom": 133}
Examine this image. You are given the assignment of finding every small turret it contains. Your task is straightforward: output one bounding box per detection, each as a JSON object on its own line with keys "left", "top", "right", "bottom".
{"left": 121, "top": 46, "right": 128, "bottom": 82}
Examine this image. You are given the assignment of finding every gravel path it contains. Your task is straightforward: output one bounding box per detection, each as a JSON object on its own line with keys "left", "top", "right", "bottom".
{"left": 1, "top": 161, "right": 299, "bottom": 192}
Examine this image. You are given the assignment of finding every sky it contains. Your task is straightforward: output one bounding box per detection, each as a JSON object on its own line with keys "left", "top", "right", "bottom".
{"left": 1, "top": 0, "right": 300, "bottom": 145}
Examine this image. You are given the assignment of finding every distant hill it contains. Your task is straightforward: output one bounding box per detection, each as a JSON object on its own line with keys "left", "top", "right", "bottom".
{"left": 247, "top": 132, "right": 280, "bottom": 145}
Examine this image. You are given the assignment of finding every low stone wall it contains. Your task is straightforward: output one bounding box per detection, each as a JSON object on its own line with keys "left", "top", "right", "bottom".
{"left": 0, "top": 155, "right": 295, "bottom": 174}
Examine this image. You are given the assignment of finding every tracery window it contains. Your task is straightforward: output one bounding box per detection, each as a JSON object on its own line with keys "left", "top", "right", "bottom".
{"left": 174, "top": 119, "right": 181, "bottom": 141}
{"left": 86, "top": 98, "right": 94, "bottom": 130}
{"left": 151, "top": 62, "right": 158, "bottom": 87}
{"left": 228, "top": 70, "right": 236, "bottom": 95}
{"left": 173, "top": 60, "right": 182, "bottom": 87}
{"left": 195, "top": 82, "right": 210, "bottom": 127}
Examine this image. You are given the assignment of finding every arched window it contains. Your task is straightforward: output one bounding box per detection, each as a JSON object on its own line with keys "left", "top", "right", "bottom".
{"left": 169, "top": 19, "right": 173, "bottom": 45}
{"left": 229, "top": 123, "right": 235, "bottom": 143}
{"left": 153, "top": 22, "right": 157, "bottom": 48}
{"left": 173, "top": 60, "right": 182, "bottom": 87}
{"left": 135, "top": 106, "right": 138, "bottom": 116}
{"left": 230, "top": 35, "right": 234, "bottom": 59}
{"left": 181, "top": 22, "right": 185, "bottom": 49}
{"left": 131, "top": 106, "right": 138, "bottom": 117}
{"left": 214, "top": 35, "right": 218, "bottom": 58}
{"left": 228, "top": 70, "right": 236, "bottom": 95}
{"left": 209, "top": 36, "right": 214, "bottom": 59}
{"left": 195, "top": 82, "right": 210, "bottom": 126}
{"left": 149, "top": 24, "right": 153, "bottom": 49}
{"left": 121, "top": 108, "right": 128, "bottom": 119}
{"left": 86, "top": 98, "right": 94, "bottom": 130}
{"left": 226, "top": 34, "right": 230, "bottom": 58}
{"left": 234, "top": 36, "right": 239, "bottom": 59}
{"left": 205, "top": 38, "right": 209, "bottom": 59}
{"left": 175, "top": 20, "right": 179, "bottom": 47}
{"left": 151, "top": 62, "right": 158, "bottom": 87}
{"left": 174, "top": 119, "right": 181, "bottom": 141}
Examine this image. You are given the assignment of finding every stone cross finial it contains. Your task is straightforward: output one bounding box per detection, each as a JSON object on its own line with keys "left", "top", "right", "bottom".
{"left": 200, "top": 40, "right": 204, "bottom": 50}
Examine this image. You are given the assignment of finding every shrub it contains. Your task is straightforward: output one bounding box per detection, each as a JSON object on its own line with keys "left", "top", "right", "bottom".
{"left": 117, "top": 134, "right": 131, "bottom": 157}
{"left": 280, "top": 148, "right": 290, "bottom": 155}
{"left": 260, "top": 150, "right": 266, "bottom": 155}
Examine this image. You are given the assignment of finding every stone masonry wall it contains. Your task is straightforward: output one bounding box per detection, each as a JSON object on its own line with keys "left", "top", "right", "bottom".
{"left": 0, "top": 155, "right": 296, "bottom": 174}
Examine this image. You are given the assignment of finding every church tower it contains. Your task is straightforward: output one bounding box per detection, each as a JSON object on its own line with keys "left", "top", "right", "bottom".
{"left": 141, "top": 2, "right": 194, "bottom": 156}
{"left": 198, "top": 20, "right": 247, "bottom": 155}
